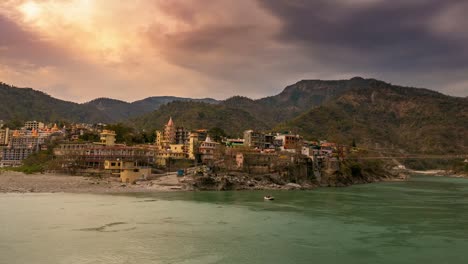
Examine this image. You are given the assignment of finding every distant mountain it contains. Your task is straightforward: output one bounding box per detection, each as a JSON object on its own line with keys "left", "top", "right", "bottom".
{"left": 278, "top": 83, "right": 468, "bottom": 154}
{"left": 0, "top": 82, "right": 219, "bottom": 123}
{"left": 224, "top": 77, "right": 377, "bottom": 125}
{"left": 0, "top": 82, "right": 111, "bottom": 123}
{"left": 2, "top": 78, "right": 466, "bottom": 154}
{"left": 85, "top": 96, "right": 219, "bottom": 121}
{"left": 133, "top": 78, "right": 467, "bottom": 154}
{"left": 130, "top": 101, "right": 268, "bottom": 136}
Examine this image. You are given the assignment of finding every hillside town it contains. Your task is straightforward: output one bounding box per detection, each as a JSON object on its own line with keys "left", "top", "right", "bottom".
{"left": 0, "top": 118, "right": 348, "bottom": 188}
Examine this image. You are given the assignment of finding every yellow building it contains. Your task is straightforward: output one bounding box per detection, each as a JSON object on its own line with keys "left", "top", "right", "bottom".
{"left": 104, "top": 160, "right": 122, "bottom": 173}
{"left": 104, "top": 160, "right": 151, "bottom": 183}
{"left": 121, "top": 167, "right": 151, "bottom": 184}
{"left": 169, "top": 144, "right": 185, "bottom": 153}
{"left": 188, "top": 132, "right": 199, "bottom": 160}
{"left": 155, "top": 130, "right": 162, "bottom": 149}
{"left": 99, "top": 130, "right": 116, "bottom": 146}
{"left": 154, "top": 150, "right": 187, "bottom": 166}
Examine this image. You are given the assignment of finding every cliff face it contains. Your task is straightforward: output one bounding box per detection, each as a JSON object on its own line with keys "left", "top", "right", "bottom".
{"left": 183, "top": 172, "right": 317, "bottom": 191}
{"left": 319, "top": 159, "right": 407, "bottom": 187}
{"left": 182, "top": 158, "right": 405, "bottom": 191}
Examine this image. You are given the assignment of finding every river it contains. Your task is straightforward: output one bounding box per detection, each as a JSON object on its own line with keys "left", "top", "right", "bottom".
{"left": 0, "top": 175, "right": 467, "bottom": 264}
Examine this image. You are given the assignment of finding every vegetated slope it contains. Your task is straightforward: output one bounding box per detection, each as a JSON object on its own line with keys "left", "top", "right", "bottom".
{"left": 85, "top": 96, "right": 219, "bottom": 121}
{"left": 0, "top": 82, "right": 111, "bottom": 123}
{"left": 130, "top": 101, "right": 269, "bottom": 137}
{"left": 84, "top": 98, "right": 148, "bottom": 121}
{"left": 223, "top": 77, "right": 380, "bottom": 125}
{"left": 279, "top": 83, "right": 468, "bottom": 154}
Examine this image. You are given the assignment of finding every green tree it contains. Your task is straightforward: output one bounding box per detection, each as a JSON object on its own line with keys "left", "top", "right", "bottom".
{"left": 208, "top": 127, "right": 227, "bottom": 142}
{"left": 79, "top": 132, "right": 100, "bottom": 142}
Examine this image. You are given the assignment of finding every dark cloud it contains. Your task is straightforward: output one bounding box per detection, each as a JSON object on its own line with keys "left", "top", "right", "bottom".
{"left": 1, "top": 1, "right": 467, "bottom": 100}
{"left": 144, "top": 0, "right": 298, "bottom": 97}
{"left": 258, "top": 0, "right": 468, "bottom": 71}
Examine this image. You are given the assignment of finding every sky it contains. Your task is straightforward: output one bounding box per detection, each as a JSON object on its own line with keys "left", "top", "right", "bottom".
{"left": 0, "top": 0, "right": 467, "bottom": 103}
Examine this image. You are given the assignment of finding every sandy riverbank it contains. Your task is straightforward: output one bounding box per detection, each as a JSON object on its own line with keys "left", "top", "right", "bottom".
{"left": 0, "top": 169, "right": 413, "bottom": 194}
{"left": 0, "top": 171, "right": 184, "bottom": 194}
{"left": 411, "top": 169, "right": 468, "bottom": 178}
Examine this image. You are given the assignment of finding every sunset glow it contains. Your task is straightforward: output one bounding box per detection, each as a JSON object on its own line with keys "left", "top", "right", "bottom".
{"left": 0, "top": 0, "right": 467, "bottom": 102}
{"left": 18, "top": 1, "right": 41, "bottom": 21}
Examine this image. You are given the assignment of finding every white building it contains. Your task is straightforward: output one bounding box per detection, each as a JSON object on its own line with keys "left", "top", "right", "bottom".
{"left": 24, "top": 121, "right": 45, "bottom": 130}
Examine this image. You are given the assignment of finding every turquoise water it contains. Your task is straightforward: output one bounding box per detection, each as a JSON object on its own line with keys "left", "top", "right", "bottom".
{"left": 0, "top": 176, "right": 467, "bottom": 264}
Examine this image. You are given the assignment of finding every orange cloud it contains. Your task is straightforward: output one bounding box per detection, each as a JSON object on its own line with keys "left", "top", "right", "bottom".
{"left": 0, "top": 0, "right": 467, "bottom": 102}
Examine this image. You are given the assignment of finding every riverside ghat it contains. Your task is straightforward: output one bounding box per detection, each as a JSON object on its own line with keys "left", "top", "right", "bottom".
{"left": 1, "top": 118, "right": 414, "bottom": 192}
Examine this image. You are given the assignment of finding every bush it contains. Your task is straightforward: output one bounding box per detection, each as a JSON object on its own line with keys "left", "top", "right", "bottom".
{"left": 350, "top": 163, "right": 362, "bottom": 177}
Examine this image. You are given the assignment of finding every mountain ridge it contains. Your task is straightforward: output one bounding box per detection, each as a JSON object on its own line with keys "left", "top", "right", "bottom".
{"left": 1, "top": 78, "right": 466, "bottom": 154}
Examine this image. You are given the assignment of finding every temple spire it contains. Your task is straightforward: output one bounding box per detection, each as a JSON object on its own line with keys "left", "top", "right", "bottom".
{"left": 167, "top": 117, "right": 174, "bottom": 127}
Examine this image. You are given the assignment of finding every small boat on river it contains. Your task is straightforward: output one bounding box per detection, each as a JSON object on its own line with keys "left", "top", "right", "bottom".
{"left": 264, "top": 195, "right": 275, "bottom": 201}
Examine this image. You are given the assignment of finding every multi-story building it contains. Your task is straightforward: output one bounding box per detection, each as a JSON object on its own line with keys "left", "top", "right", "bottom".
{"left": 199, "top": 136, "right": 220, "bottom": 165}
{"left": 1, "top": 148, "right": 34, "bottom": 166}
{"left": 0, "top": 130, "right": 47, "bottom": 167}
{"left": 53, "top": 130, "right": 155, "bottom": 170}
{"left": 275, "top": 134, "right": 303, "bottom": 152}
{"left": 0, "top": 128, "right": 10, "bottom": 145}
{"left": 243, "top": 130, "right": 266, "bottom": 149}
{"left": 24, "top": 121, "right": 45, "bottom": 130}
{"left": 55, "top": 144, "right": 155, "bottom": 169}
{"left": 156, "top": 117, "right": 178, "bottom": 150}
{"left": 264, "top": 134, "right": 276, "bottom": 149}
{"left": 175, "top": 127, "right": 190, "bottom": 145}
{"left": 162, "top": 117, "right": 176, "bottom": 146}
{"left": 99, "top": 130, "right": 116, "bottom": 146}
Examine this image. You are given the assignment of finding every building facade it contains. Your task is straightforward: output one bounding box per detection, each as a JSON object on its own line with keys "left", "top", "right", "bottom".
{"left": 243, "top": 130, "right": 266, "bottom": 149}
{"left": 24, "top": 121, "right": 45, "bottom": 130}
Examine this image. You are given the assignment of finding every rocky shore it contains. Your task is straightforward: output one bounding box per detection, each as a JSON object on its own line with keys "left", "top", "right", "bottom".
{"left": 0, "top": 164, "right": 409, "bottom": 194}
{"left": 181, "top": 172, "right": 318, "bottom": 191}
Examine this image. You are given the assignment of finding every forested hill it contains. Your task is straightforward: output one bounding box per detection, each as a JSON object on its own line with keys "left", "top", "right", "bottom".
{"left": 2, "top": 78, "right": 467, "bottom": 154}
{"left": 130, "top": 101, "right": 269, "bottom": 137}
{"left": 132, "top": 78, "right": 467, "bottom": 154}
{"left": 0, "top": 82, "right": 218, "bottom": 123}
{"left": 0, "top": 82, "right": 111, "bottom": 123}
{"left": 223, "top": 77, "right": 385, "bottom": 126}
{"left": 278, "top": 84, "right": 468, "bottom": 154}
{"left": 85, "top": 96, "right": 219, "bottom": 121}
